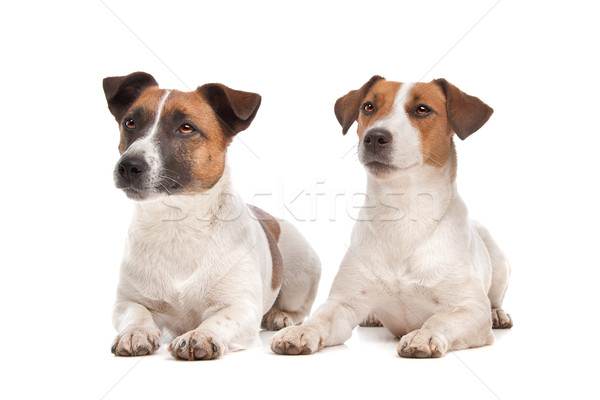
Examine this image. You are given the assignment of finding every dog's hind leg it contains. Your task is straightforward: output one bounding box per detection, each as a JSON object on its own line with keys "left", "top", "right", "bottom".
{"left": 474, "top": 222, "right": 513, "bottom": 329}
{"left": 262, "top": 220, "right": 321, "bottom": 331}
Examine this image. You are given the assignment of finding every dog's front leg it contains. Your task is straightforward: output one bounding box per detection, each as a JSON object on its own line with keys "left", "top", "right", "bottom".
{"left": 398, "top": 297, "right": 493, "bottom": 358}
{"left": 270, "top": 261, "right": 372, "bottom": 355}
{"left": 270, "top": 298, "right": 368, "bottom": 355}
{"left": 111, "top": 300, "right": 161, "bottom": 356}
{"left": 168, "top": 304, "right": 261, "bottom": 361}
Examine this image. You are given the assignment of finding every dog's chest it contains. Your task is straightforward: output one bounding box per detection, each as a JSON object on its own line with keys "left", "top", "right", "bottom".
{"left": 122, "top": 219, "right": 227, "bottom": 312}
{"left": 356, "top": 220, "right": 463, "bottom": 333}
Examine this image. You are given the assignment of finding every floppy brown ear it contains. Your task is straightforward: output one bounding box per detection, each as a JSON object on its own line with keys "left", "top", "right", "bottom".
{"left": 433, "top": 78, "right": 493, "bottom": 140}
{"left": 197, "top": 83, "right": 261, "bottom": 135}
{"left": 103, "top": 72, "right": 158, "bottom": 122}
{"left": 334, "top": 75, "right": 384, "bottom": 135}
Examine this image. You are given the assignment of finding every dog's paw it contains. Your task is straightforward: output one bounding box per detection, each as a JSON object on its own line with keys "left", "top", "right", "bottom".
{"left": 398, "top": 328, "right": 448, "bottom": 358}
{"left": 491, "top": 308, "right": 513, "bottom": 329}
{"left": 270, "top": 326, "right": 323, "bottom": 355}
{"left": 359, "top": 313, "right": 383, "bottom": 327}
{"left": 262, "top": 309, "right": 294, "bottom": 331}
{"left": 111, "top": 326, "right": 161, "bottom": 357}
{"left": 168, "top": 330, "right": 223, "bottom": 361}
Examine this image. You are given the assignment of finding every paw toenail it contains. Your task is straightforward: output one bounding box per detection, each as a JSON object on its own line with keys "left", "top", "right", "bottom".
{"left": 212, "top": 343, "right": 218, "bottom": 354}
{"left": 190, "top": 339, "right": 197, "bottom": 346}
{"left": 180, "top": 340, "right": 186, "bottom": 348}
{"left": 111, "top": 344, "right": 117, "bottom": 354}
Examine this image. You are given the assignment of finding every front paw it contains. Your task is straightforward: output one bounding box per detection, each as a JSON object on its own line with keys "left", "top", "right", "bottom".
{"left": 168, "top": 330, "right": 223, "bottom": 360}
{"left": 398, "top": 328, "right": 448, "bottom": 358}
{"left": 492, "top": 308, "right": 513, "bottom": 329}
{"left": 270, "top": 326, "right": 323, "bottom": 355}
{"left": 111, "top": 327, "right": 161, "bottom": 357}
{"left": 262, "top": 309, "right": 294, "bottom": 331}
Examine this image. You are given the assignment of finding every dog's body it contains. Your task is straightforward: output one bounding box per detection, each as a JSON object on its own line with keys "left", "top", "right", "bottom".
{"left": 271, "top": 77, "right": 512, "bottom": 358}
{"left": 103, "top": 72, "right": 320, "bottom": 360}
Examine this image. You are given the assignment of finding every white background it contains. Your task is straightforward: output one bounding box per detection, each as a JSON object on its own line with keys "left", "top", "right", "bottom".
{"left": 1, "top": 1, "right": 599, "bottom": 399}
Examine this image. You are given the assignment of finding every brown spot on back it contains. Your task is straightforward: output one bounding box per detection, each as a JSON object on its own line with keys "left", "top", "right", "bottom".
{"left": 247, "top": 205, "right": 283, "bottom": 290}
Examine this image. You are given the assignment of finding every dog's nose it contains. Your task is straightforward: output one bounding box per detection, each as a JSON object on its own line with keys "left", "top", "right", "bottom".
{"left": 363, "top": 130, "right": 392, "bottom": 152}
{"left": 118, "top": 157, "right": 148, "bottom": 182}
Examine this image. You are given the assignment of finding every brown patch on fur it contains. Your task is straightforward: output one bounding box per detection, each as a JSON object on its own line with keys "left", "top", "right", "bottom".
{"left": 162, "top": 90, "right": 231, "bottom": 190}
{"left": 355, "top": 79, "right": 402, "bottom": 138}
{"left": 247, "top": 205, "right": 283, "bottom": 290}
{"left": 406, "top": 82, "right": 453, "bottom": 168}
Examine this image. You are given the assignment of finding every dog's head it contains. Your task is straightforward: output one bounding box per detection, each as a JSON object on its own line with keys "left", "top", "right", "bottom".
{"left": 334, "top": 76, "right": 493, "bottom": 178}
{"left": 103, "top": 72, "right": 261, "bottom": 201}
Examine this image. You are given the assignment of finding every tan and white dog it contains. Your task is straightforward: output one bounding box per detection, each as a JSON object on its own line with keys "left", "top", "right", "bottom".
{"left": 103, "top": 72, "right": 320, "bottom": 360}
{"left": 271, "top": 76, "right": 512, "bottom": 358}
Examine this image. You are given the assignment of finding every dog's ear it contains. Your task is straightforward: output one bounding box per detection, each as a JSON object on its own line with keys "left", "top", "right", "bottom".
{"left": 334, "top": 75, "right": 384, "bottom": 135}
{"left": 103, "top": 72, "right": 158, "bottom": 122}
{"left": 433, "top": 78, "right": 493, "bottom": 140}
{"left": 197, "top": 83, "right": 262, "bottom": 135}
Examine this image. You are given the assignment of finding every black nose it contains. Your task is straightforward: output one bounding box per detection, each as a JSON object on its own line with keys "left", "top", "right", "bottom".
{"left": 117, "top": 157, "right": 148, "bottom": 183}
{"left": 363, "top": 129, "right": 392, "bottom": 153}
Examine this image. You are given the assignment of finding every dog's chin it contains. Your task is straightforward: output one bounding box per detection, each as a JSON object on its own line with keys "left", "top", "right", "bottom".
{"left": 362, "top": 161, "right": 399, "bottom": 177}
{"left": 119, "top": 187, "right": 160, "bottom": 202}
{"left": 361, "top": 158, "right": 422, "bottom": 178}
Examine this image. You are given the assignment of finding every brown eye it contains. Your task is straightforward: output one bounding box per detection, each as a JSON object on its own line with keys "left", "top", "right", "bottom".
{"left": 178, "top": 124, "right": 195, "bottom": 135}
{"left": 415, "top": 105, "right": 431, "bottom": 116}
{"left": 362, "top": 102, "right": 376, "bottom": 114}
{"left": 124, "top": 119, "right": 136, "bottom": 129}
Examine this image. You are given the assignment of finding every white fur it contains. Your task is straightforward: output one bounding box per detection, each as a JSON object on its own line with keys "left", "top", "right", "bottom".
{"left": 271, "top": 83, "right": 511, "bottom": 358}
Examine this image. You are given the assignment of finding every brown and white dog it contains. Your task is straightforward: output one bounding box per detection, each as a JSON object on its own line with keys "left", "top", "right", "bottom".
{"left": 271, "top": 76, "right": 512, "bottom": 358}
{"left": 103, "top": 72, "right": 321, "bottom": 360}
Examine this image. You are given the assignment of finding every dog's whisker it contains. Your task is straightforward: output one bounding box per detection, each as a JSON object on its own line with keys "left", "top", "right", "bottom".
{"left": 159, "top": 175, "right": 184, "bottom": 187}
{"left": 159, "top": 183, "right": 172, "bottom": 195}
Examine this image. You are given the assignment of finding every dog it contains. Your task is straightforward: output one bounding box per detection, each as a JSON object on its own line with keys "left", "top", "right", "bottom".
{"left": 270, "top": 76, "right": 512, "bottom": 358}
{"left": 103, "top": 72, "right": 321, "bottom": 360}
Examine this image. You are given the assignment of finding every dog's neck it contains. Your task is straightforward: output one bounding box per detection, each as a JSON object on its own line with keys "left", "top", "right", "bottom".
{"left": 132, "top": 165, "right": 239, "bottom": 227}
{"left": 363, "top": 144, "right": 459, "bottom": 224}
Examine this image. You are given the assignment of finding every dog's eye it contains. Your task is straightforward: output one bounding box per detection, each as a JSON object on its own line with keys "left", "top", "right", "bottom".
{"left": 414, "top": 105, "right": 432, "bottom": 116}
{"left": 178, "top": 124, "right": 196, "bottom": 135}
{"left": 362, "top": 102, "right": 376, "bottom": 114}
{"left": 124, "top": 119, "right": 136, "bottom": 129}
